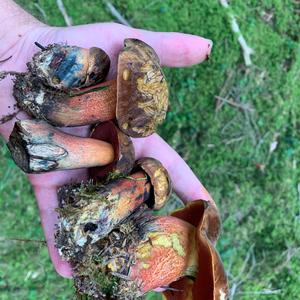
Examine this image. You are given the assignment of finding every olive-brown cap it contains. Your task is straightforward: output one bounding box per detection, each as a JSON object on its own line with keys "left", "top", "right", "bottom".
{"left": 135, "top": 157, "right": 171, "bottom": 210}
{"left": 116, "top": 39, "right": 169, "bottom": 137}
{"left": 89, "top": 121, "right": 135, "bottom": 181}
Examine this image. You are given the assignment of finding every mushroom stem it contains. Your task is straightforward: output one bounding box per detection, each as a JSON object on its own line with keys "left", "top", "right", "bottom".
{"left": 16, "top": 79, "right": 117, "bottom": 127}
{"left": 7, "top": 120, "right": 114, "bottom": 173}
{"left": 57, "top": 171, "right": 151, "bottom": 243}
{"left": 47, "top": 80, "right": 118, "bottom": 126}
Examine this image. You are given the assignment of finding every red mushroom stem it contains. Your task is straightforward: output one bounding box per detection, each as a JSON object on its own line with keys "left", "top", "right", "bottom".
{"left": 8, "top": 120, "right": 115, "bottom": 173}
{"left": 47, "top": 80, "right": 117, "bottom": 126}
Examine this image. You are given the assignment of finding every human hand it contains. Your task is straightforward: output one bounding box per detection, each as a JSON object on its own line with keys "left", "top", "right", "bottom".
{"left": 0, "top": 21, "right": 213, "bottom": 277}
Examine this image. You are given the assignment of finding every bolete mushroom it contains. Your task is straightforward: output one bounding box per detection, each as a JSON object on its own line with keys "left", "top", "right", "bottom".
{"left": 56, "top": 157, "right": 171, "bottom": 245}
{"left": 55, "top": 197, "right": 228, "bottom": 300}
{"left": 7, "top": 120, "right": 134, "bottom": 174}
{"left": 90, "top": 157, "right": 172, "bottom": 210}
{"left": 56, "top": 171, "right": 152, "bottom": 248}
{"left": 134, "top": 157, "right": 171, "bottom": 210}
{"left": 163, "top": 200, "right": 229, "bottom": 300}
{"left": 13, "top": 39, "right": 169, "bottom": 137}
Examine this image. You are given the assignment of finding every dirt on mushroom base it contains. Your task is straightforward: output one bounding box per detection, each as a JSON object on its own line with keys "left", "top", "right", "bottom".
{"left": 55, "top": 171, "right": 197, "bottom": 300}
{"left": 55, "top": 188, "right": 152, "bottom": 300}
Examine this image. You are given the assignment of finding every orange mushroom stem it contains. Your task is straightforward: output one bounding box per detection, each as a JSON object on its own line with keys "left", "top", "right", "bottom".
{"left": 45, "top": 80, "right": 117, "bottom": 127}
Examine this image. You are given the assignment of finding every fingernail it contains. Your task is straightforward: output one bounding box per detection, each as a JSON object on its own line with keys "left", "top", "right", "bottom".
{"left": 206, "top": 39, "right": 213, "bottom": 60}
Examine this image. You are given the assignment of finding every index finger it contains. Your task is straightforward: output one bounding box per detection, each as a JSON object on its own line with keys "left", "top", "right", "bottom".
{"left": 57, "top": 23, "right": 213, "bottom": 70}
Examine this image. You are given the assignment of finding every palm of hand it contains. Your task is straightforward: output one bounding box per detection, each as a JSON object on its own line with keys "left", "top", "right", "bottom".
{"left": 0, "top": 22, "right": 212, "bottom": 277}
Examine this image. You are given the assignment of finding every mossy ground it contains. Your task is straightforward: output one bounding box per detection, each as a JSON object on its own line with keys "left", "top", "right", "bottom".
{"left": 1, "top": 0, "right": 300, "bottom": 299}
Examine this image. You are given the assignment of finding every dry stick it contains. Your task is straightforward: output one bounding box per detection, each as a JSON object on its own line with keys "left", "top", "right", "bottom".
{"left": 274, "top": 247, "right": 300, "bottom": 273}
{"left": 34, "top": 2, "right": 47, "bottom": 21}
{"left": 229, "top": 244, "right": 255, "bottom": 299}
{"left": 219, "top": 0, "right": 254, "bottom": 66}
{"left": 56, "top": 0, "right": 72, "bottom": 26}
{"left": 0, "top": 237, "right": 46, "bottom": 245}
{"left": 215, "top": 70, "right": 235, "bottom": 111}
{"left": 297, "top": 183, "right": 300, "bottom": 221}
{"left": 215, "top": 96, "right": 253, "bottom": 112}
{"left": 104, "top": 0, "right": 132, "bottom": 27}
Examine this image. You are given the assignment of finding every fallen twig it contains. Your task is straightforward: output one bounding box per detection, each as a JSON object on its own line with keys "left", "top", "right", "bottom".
{"left": 229, "top": 245, "right": 256, "bottom": 299}
{"left": 0, "top": 237, "right": 46, "bottom": 245}
{"left": 237, "top": 290, "right": 281, "bottom": 295}
{"left": 215, "top": 96, "right": 254, "bottom": 112}
{"left": 34, "top": 2, "right": 47, "bottom": 21}
{"left": 56, "top": 0, "right": 72, "bottom": 26}
{"left": 274, "top": 247, "right": 300, "bottom": 273}
{"left": 104, "top": 0, "right": 132, "bottom": 27}
{"left": 215, "top": 70, "right": 235, "bottom": 111}
{"left": 223, "top": 136, "right": 245, "bottom": 145}
{"left": 219, "top": 0, "right": 254, "bottom": 66}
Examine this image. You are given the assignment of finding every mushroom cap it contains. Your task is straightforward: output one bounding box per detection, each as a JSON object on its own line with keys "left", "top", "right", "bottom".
{"left": 135, "top": 157, "right": 172, "bottom": 210}
{"left": 129, "top": 216, "right": 197, "bottom": 294}
{"left": 163, "top": 200, "right": 229, "bottom": 300}
{"left": 28, "top": 44, "right": 110, "bottom": 90}
{"left": 116, "top": 39, "right": 169, "bottom": 137}
{"left": 89, "top": 121, "right": 135, "bottom": 180}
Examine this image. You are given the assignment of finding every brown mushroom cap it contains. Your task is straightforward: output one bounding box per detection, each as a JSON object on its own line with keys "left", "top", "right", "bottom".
{"left": 135, "top": 157, "right": 171, "bottom": 210}
{"left": 163, "top": 200, "right": 229, "bottom": 300}
{"left": 89, "top": 121, "right": 135, "bottom": 180}
{"left": 116, "top": 39, "right": 169, "bottom": 137}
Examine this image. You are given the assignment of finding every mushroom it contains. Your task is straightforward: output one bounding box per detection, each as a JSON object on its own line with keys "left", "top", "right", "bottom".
{"left": 56, "top": 171, "right": 152, "bottom": 251}
{"left": 56, "top": 157, "right": 172, "bottom": 247}
{"left": 7, "top": 120, "right": 134, "bottom": 174}
{"left": 89, "top": 120, "right": 135, "bottom": 180}
{"left": 134, "top": 157, "right": 172, "bottom": 210}
{"left": 89, "top": 157, "right": 172, "bottom": 209}
{"left": 127, "top": 216, "right": 198, "bottom": 296}
{"left": 163, "top": 200, "right": 229, "bottom": 300}
{"left": 14, "top": 39, "right": 169, "bottom": 137}
{"left": 55, "top": 198, "right": 228, "bottom": 299}
{"left": 28, "top": 43, "right": 111, "bottom": 90}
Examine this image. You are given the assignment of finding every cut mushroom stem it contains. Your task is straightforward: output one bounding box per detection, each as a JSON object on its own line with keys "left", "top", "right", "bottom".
{"left": 7, "top": 120, "right": 114, "bottom": 173}
{"left": 57, "top": 171, "right": 151, "bottom": 246}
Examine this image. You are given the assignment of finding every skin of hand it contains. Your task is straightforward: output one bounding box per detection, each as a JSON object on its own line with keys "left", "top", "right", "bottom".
{"left": 0, "top": 1, "right": 213, "bottom": 278}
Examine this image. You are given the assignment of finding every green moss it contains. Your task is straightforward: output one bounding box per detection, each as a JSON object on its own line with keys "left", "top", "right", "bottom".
{"left": 1, "top": 1, "right": 300, "bottom": 300}
{"left": 93, "top": 271, "right": 119, "bottom": 296}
